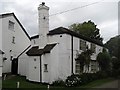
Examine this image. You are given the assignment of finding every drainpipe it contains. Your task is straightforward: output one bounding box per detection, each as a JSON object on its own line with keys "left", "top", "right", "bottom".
{"left": 71, "top": 36, "right": 73, "bottom": 74}
{"left": 40, "top": 55, "right": 42, "bottom": 82}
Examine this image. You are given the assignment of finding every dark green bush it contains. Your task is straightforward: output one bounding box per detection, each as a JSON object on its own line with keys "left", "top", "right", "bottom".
{"left": 52, "top": 79, "right": 65, "bottom": 86}
{"left": 65, "top": 74, "right": 81, "bottom": 87}
{"left": 52, "top": 71, "right": 110, "bottom": 87}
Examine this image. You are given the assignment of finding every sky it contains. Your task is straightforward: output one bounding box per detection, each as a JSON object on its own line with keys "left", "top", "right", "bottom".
{"left": 0, "top": 0, "right": 119, "bottom": 43}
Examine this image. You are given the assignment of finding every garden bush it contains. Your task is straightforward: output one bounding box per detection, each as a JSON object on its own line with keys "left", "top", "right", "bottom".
{"left": 52, "top": 71, "right": 110, "bottom": 87}
{"left": 65, "top": 74, "right": 81, "bottom": 87}
{"left": 51, "top": 79, "right": 65, "bottom": 86}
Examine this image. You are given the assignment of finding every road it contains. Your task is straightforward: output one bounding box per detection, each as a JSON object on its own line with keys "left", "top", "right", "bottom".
{"left": 94, "top": 80, "right": 119, "bottom": 89}
{"left": 0, "top": 77, "right": 1, "bottom": 90}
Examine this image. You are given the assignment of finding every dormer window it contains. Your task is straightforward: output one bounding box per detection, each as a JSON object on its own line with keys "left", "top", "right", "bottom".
{"left": 9, "top": 21, "right": 14, "bottom": 30}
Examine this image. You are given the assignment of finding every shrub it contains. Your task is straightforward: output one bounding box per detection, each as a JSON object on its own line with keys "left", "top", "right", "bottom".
{"left": 52, "top": 79, "right": 65, "bottom": 86}
{"left": 96, "top": 71, "right": 108, "bottom": 79}
{"left": 79, "top": 73, "right": 95, "bottom": 85}
{"left": 65, "top": 74, "right": 81, "bottom": 87}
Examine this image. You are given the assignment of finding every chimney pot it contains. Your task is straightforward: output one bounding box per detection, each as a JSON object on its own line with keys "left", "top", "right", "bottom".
{"left": 42, "top": 2, "right": 45, "bottom": 6}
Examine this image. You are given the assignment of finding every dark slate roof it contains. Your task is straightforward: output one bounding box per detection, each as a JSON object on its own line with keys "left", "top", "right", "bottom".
{"left": 44, "top": 44, "right": 56, "bottom": 53}
{"left": 30, "top": 35, "right": 39, "bottom": 40}
{"left": 26, "top": 46, "right": 43, "bottom": 56}
{"left": 48, "top": 27, "right": 104, "bottom": 46}
{"left": 26, "top": 43, "right": 57, "bottom": 56}
{"left": 0, "top": 50, "right": 4, "bottom": 54}
{"left": 0, "top": 13, "right": 30, "bottom": 40}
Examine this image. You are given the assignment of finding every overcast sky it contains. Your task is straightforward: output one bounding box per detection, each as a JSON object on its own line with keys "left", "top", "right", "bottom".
{"left": 0, "top": 0, "right": 119, "bottom": 43}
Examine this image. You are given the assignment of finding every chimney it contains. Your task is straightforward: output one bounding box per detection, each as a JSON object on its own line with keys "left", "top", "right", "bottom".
{"left": 38, "top": 2, "right": 49, "bottom": 49}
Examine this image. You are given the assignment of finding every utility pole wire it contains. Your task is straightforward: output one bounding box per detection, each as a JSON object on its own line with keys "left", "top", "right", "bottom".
{"left": 49, "top": 0, "right": 104, "bottom": 17}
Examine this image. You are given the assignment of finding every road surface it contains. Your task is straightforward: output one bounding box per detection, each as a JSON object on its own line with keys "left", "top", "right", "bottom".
{"left": 94, "top": 80, "right": 120, "bottom": 89}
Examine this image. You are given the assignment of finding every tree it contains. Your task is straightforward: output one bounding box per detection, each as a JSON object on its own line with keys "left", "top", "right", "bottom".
{"left": 111, "top": 57, "right": 120, "bottom": 76}
{"left": 69, "top": 20, "right": 103, "bottom": 43}
{"left": 76, "top": 49, "right": 93, "bottom": 73}
{"left": 105, "top": 35, "right": 120, "bottom": 59}
{"left": 97, "top": 48, "right": 111, "bottom": 72}
{"left": 105, "top": 35, "right": 120, "bottom": 76}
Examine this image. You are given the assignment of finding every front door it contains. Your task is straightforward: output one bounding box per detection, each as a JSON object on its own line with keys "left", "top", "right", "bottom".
{"left": 11, "top": 58, "right": 18, "bottom": 75}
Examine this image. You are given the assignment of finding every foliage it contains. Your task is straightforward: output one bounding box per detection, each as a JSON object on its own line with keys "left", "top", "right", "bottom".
{"left": 111, "top": 57, "right": 120, "bottom": 77}
{"left": 76, "top": 49, "right": 93, "bottom": 73}
{"left": 105, "top": 35, "right": 120, "bottom": 59}
{"left": 105, "top": 35, "right": 120, "bottom": 77}
{"left": 65, "top": 71, "right": 110, "bottom": 87}
{"left": 65, "top": 74, "right": 81, "bottom": 87}
{"left": 69, "top": 20, "right": 103, "bottom": 43}
{"left": 51, "top": 79, "right": 65, "bottom": 86}
{"left": 97, "top": 48, "right": 111, "bottom": 71}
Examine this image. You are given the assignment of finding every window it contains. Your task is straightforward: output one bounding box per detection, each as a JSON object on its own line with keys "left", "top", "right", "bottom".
{"left": 33, "top": 40, "right": 36, "bottom": 44}
{"left": 9, "top": 21, "right": 14, "bottom": 30}
{"left": 91, "top": 61, "right": 97, "bottom": 73}
{"left": 79, "top": 39, "right": 86, "bottom": 51}
{"left": 34, "top": 58, "right": 36, "bottom": 61}
{"left": 12, "top": 36, "right": 15, "bottom": 44}
{"left": 75, "top": 61, "right": 80, "bottom": 74}
{"left": 44, "top": 64, "right": 48, "bottom": 72}
{"left": 91, "top": 43, "right": 96, "bottom": 53}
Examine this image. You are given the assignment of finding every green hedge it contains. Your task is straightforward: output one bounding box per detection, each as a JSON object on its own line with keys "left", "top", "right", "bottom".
{"left": 52, "top": 71, "right": 109, "bottom": 87}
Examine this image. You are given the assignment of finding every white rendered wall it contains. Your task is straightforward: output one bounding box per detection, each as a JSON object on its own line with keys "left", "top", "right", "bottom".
{"left": 0, "top": 54, "right": 2, "bottom": 77}
{"left": 27, "top": 56, "right": 40, "bottom": 82}
{"left": 42, "top": 53, "right": 50, "bottom": 83}
{"left": 18, "top": 54, "right": 29, "bottom": 76}
{"left": 0, "top": 19, "right": 2, "bottom": 77}
{"left": 0, "top": 19, "right": 2, "bottom": 50}
{"left": 46, "top": 34, "right": 72, "bottom": 83}
{"left": 2, "top": 16, "right": 30, "bottom": 73}
{"left": 31, "top": 38, "right": 39, "bottom": 46}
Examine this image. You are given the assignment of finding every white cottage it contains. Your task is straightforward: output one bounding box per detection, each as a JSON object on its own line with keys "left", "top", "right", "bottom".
{"left": 0, "top": 13, "right": 31, "bottom": 75}
{"left": 18, "top": 2, "right": 104, "bottom": 84}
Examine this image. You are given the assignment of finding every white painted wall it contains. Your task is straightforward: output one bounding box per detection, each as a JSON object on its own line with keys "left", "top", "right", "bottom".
{"left": 2, "top": 15, "right": 30, "bottom": 73}
{"left": 0, "top": 54, "right": 2, "bottom": 77}
{"left": 26, "top": 56, "right": 40, "bottom": 82}
{"left": 0, "top": 19, "right": 2, "bottom": 50}
{"left": 18, "top": 54, "right": 29, "bottom": 76}
{"left": 0, "top": 19, "right": 2, "bottom": 77}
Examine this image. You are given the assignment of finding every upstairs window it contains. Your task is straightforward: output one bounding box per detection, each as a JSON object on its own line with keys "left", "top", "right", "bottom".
{"left": 12, "top": 36, "right": 15, "bottom": 44}
{"left": 79, "top": 39, "right": 86, "bottom": 51}
{"left": 91, "top": 43, "right": 96, "bottom": 53}
{"left": 8, "top": 21, "right": 14, "bottom": 30}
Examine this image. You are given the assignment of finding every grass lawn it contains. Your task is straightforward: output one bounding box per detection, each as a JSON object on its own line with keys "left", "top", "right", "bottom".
{"left": 2, "top": 75, "right": 116, "bottom": 89}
